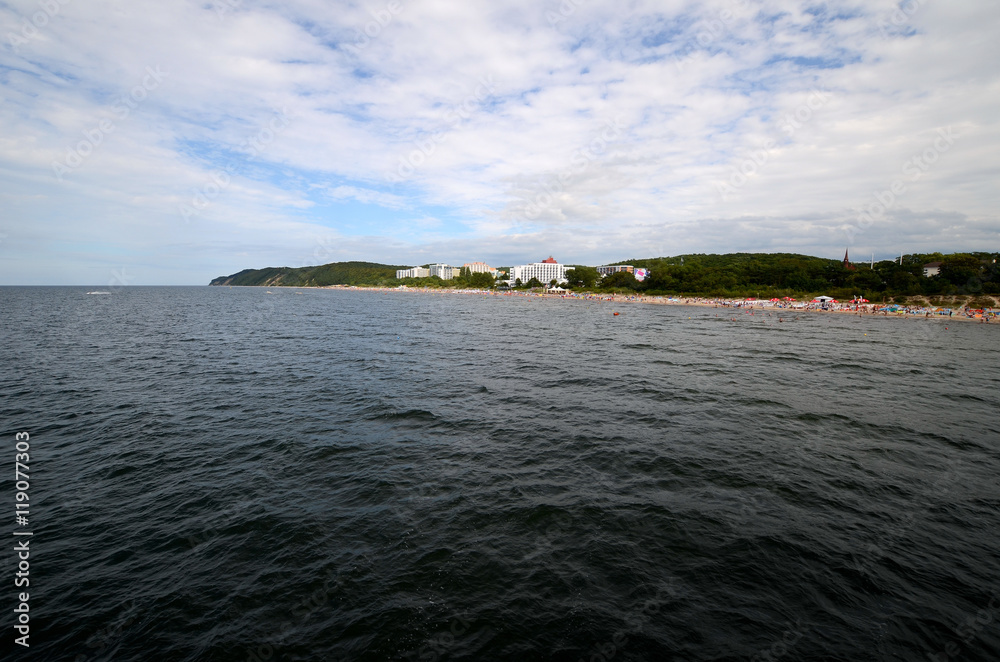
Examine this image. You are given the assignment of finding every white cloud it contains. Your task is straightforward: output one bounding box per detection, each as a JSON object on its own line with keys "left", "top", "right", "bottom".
{"left": 321, "top": 184, "right": 408, "bottom": 209}
{"left": 0, "top": 0, "right": 997, "bottom": 283}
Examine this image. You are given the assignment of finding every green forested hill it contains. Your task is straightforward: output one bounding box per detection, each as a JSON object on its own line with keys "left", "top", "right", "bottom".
{"left": 211, "top": 252, "right": 999, "bottom": 300}
{"left": 210, "top": 261, "right": 407, "bottom": 287}
{"left": 614, "top": 252, "right": 999, "bottom": 298}
{"left": 625, "top": 253, "right": 835, "bottom": 291}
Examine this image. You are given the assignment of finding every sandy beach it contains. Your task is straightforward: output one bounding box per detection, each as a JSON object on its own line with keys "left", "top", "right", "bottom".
{"left": 308, "top": 285, "right": 1000, "bottom": 324}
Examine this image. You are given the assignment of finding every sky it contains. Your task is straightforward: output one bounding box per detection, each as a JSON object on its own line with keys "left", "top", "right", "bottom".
{"left": 0, "top": 0, "right": 998, "bottom": 285}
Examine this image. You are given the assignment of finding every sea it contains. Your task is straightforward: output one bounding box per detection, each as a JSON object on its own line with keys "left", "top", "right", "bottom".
{"left": 1, "top": 285, "right": 999, "bottom": 661}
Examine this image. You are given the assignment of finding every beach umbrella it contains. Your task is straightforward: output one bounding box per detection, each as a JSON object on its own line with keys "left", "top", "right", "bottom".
{"left": 770, "top": 298, "right": 780, "bottom": 302}
{"left": 860, "top": 298, "right": 869, "bottom": 303}
{"left": 783, "top": 296, "right": 795, "bottom": 301}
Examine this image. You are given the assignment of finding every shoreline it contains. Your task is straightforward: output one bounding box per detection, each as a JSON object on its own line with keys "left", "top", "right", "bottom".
{"left": 252, "top": 284, "right": 1000, "bottom": 324}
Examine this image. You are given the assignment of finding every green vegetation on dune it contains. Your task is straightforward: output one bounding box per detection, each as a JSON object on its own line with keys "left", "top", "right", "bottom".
{"left": 210, "top": 261, "right": 407, "bottom": 287}
{"left": 211, "top": 252, "right": 1000, "bottom": 301}
{"left": 621, "top": 252, "right": 842, "bottom": 296}
{"left": 611, "top": 252, "right": 1000, "bottom": 300}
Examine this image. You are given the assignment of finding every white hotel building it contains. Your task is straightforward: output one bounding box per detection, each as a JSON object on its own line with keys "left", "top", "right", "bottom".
{"left": 463, "top": 262, "right": 499, "bottom": 278}
{"left": 428, "top": 263, "right": 459, "bottom": 280}
{"left": 508, "top": 256, "right": 569, "bottom": 286}
{"left": 396, "top": 266, "right": 430, "bottom": 279}
{"left": 397, "top": 262, "right": 496, "bottom": 280}
{"left": 597, "top": 265, "right": 634, "bottom": 276}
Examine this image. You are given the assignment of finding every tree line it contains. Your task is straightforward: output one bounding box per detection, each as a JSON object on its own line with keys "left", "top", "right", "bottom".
{"left": 602, "top": 252, "right": 999, "bottom": 301}
{"left": 210, "top": 252, "right": 999, "bottom": 302}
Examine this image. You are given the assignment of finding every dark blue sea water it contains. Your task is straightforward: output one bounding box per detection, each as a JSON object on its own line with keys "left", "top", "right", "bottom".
{"left": 2, "top": 286, "right": 999, "bottom": 661}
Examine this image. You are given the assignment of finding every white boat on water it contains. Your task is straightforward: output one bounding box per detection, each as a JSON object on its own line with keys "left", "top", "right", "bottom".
{"left": 86, "top": 291, "right": 111, "bottom": 295}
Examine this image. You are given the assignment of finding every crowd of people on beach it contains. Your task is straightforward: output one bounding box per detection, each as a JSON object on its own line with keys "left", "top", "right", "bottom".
{"left": 703, "top": 297, "right": 997, "bottom": 322}
{"left": 326, "top": 285, "right": 998, "bottom": 323}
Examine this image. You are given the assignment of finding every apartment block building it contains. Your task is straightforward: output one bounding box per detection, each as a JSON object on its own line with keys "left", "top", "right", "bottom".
{"left": 508, "top": 256, "right": 568, "bottom": 286}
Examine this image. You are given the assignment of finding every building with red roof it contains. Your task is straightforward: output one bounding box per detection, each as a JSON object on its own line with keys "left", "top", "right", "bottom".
{"left": 508, "top": 257, "right": 568, "bottom": 286}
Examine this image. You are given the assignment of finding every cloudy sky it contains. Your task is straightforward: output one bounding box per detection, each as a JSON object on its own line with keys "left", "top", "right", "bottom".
{"left": 1, "top": 0, "right": 997, "bottom": 284}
